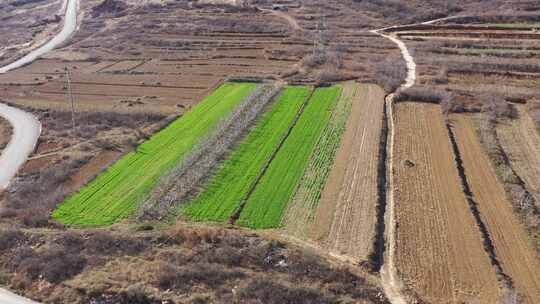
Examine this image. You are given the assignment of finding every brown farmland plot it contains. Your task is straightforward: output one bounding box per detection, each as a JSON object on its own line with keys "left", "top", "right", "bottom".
{"left": 393, "top": 102, "right": 500, "bottom": 303}
{"left": 498, "top": 105, "right": 540, "bottom": 205}
{"left": 311, "top": 84, "right": 385, "bottom": 263}
{"left": 451, "top": 114, "right": 540, "bottom": 304}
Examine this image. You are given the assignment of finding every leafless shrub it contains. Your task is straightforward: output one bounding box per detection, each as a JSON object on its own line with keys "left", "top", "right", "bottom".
{"left": 374, "top": 56, "right": 407, "bottom": 92}
{"left": 316, "top": 68, "right": 354, "bottom": 84}
{"left": 237, "top": 277, "right": 333, "bottom": 304}
{"left": 11, "top": 245, "right": 86, "bottom": 283}
{"left": 139, "top": 83, "right": 283, "bottom": 220}
{"left": 157, "top": 262, "right": 245, "bottom": 292}
{"left": 527, "top": 100, "right": 540, "bottom": 130}
{"left": 395, "top": 86, "right": 450, "bottom": 104}
{"left": 0, "top": 230, "right": 26, "bottom": 251}
{"left": 481, "top": 94, "right": 518, "bottom": 123}
{"left": 3, "top": 157, "right": 90, "bottom": 226}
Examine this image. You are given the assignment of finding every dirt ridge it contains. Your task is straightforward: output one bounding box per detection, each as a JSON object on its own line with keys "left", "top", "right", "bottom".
{"left": 446, "top": 123, "right": 514, "bottom": 288}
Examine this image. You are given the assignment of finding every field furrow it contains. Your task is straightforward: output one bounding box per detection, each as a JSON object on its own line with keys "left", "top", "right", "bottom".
{"left": 451, "top": 114, "right": 540, "bottom": 304}
{"left": 53, "top": 82, "right": 257, "bottom": 226}
{"left": 183, "top": 86, "right": 311, "bottom": 222}
{"left": 393, "top": 102, "right": 500, "bottom": 304}
{"left": 237, "top": 86, "right": 342, "bottom": 229}
{"left": 310, "top": 83, "right": 385, "bottom": 263}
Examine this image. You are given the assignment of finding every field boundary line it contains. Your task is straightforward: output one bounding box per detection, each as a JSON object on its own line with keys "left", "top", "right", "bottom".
{"left": 446, "top": 123, "right": 514, "bottom": 290}
{"left": 369, "top": 85, "right": 389, "bottom": 272}
{"left": 229, "top": 87, "right": 315, "bottom": 224}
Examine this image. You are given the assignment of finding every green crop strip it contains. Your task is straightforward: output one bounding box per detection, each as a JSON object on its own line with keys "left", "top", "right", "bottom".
{"left": 281, "top": 83, "right": 354, "bottom": 237}
{"left": 237, "top": 86, "right": 342, "bottom": 229}
{"left": 183, "top": 86, "right": 311, "bottom": 222}
{"left": 52, "top": 82, "right": 256, "bottom": 226}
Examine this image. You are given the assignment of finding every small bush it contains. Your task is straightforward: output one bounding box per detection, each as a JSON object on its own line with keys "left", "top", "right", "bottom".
{"left": 237, "top": 277, "right": 335, "bottom": 304}
{"left": 157, "top": 262, "right": 245, "bottom": 292}
{"left": 374, "top": 56, "right": 407, "bottom": 92}
{"left": 0, "top": 230, "right": 26, "bottom": 251}
{"left": 18, "top": 246, "right": 86, "bottom": 283}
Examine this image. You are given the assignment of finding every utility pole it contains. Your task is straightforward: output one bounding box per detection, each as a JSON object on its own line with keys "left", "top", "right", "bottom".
{"left": 65, "top": 67, "right": 76, "bottom": 134}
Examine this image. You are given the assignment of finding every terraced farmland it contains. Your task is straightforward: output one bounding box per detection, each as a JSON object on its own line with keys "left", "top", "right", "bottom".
{"left": 393, "top": 102, "right": 500, "bottom": 303}
{"left": 311, "top": 84, "right": 386, "bottom": 264}
{"left": 237, "top": 86, "right": 342, "bottom": 229}
{"left": 52, "top": 82, "right": 256, "bottom": 226}
{"left": 452, "top": 114, "right": 540, "bottom": 304}
{"left": 183, "top": 86, "right": 311, "bottom": 222}
{"left": 282, "top": 82, "right": 355, "bottom": 239}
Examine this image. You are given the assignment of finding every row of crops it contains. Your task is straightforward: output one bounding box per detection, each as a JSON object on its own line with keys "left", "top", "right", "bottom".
{"left": 183, "top": 85, "right": 344, "bottom": 229}
{"left": 53, "top": 81, "right": 347, "bottom": 229}
{"left": 53, "top": 82, "right": 257, "bottom": 226}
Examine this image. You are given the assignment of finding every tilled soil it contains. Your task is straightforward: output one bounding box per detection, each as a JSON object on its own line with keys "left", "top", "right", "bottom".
{"left": 311, "top": 84, "right": 385, "bottom": 263}
{"left": 393, "top": 102, "right": 500, "bottom": 303}
{"left": 498, "top": 105, "right": 540, "bottom": 205}
{"left": 451, "top": 114, "right": 540, "bottom": 304}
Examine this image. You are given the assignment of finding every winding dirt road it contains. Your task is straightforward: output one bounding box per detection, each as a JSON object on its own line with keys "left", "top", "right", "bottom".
{"left": 370, "top": 27, "right": 416, "bottom": 304}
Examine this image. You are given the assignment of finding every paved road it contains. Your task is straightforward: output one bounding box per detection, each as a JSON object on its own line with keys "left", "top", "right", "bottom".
{"left": 0, "top": 0, "right": 78, "bottom": 74}
{"left": 0, "top": 104, "right": 41, "bottom": 190}
{"left": 0, "top": 1, "right": 79, "bottom": 302}
{"left": 0, "top": 289, "right": 38, "bottom": 304}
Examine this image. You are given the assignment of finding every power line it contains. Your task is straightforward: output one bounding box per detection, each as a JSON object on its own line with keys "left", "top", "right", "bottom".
{"left": 65, "top": 66, "right": 76, "bottom": 134}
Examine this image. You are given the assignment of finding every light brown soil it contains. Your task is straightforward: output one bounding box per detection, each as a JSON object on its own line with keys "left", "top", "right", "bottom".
{"left": 311, "top": 84, "right": 385, "bottom": 263}
{"left": 498, "top": 105, "right": 540, "bottom": 205}
{"left": 66, "top": 150, "right": 122, "bottom": 192}
{"left": 451, "top": 113, "right": 540, "bottom": 303}
{"left": 393, "top": 102, "right": 500, "bottom": 303}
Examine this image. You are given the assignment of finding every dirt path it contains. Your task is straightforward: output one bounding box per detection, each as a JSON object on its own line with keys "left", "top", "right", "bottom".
{"left": 498, "top": 105, "right": 540, "bottom": 205}
{"left": 311, "top": 83, "right": 385, "bottom": 264}
{"left": 452, "top": 114, "right": 540, "bottom": 303}
{"left": 370, "top": 27, "right": 416, "bottom": 304}
{"left": 393, "top": 103, "right": 500, "bottom": 303}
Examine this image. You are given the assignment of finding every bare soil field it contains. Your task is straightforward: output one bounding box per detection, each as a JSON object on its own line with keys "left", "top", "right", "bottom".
{"left": 451, "top": 114, "right": 540, "bottom": 303}
{"left": 310, "top": 84, "right": 385, "bottom": 266}
{"left": 498, "top": 105, "right": 540, "bottom": 205}
{"left": 393, "top": 102, "right": 500, "bottom": 303}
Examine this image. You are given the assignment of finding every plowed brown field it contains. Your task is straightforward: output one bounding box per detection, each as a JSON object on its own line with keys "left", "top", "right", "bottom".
{"left": 393, "top": 102, "right": 500, "bottom": 303}
{"left": 498, "top": 105, "right": 540, "bottom": 205}
{"left": 451, "top": 114, "right": 540, "bottom": 304}
{"left": 311, "top": 84, "right": 385, "bottom": 263}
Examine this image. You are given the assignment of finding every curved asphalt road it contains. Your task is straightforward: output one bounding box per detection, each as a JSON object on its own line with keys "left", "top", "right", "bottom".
{"left": 0, "top": 0, "right": 79, "bottom": 302}
{"left": 0, "top": 104, "right": 41, "bottom": 190}
{"left": 0, "top": 0, "right": 78, "bottom": 74}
